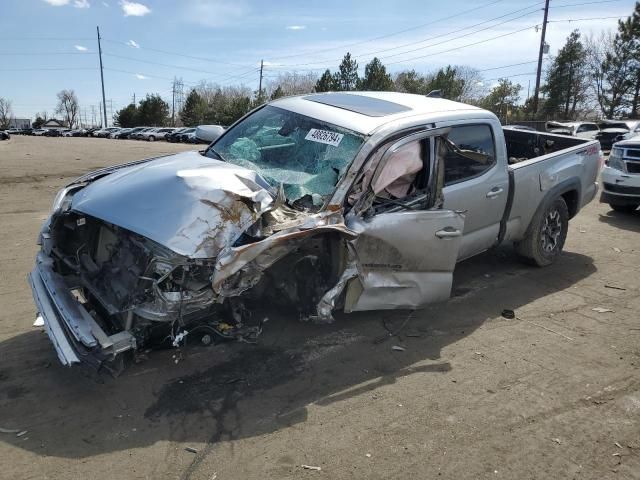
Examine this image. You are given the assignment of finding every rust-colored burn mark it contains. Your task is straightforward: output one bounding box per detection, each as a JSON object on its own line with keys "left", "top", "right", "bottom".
{"left": 200, "top": 198, "right": 246, "bottom": 224}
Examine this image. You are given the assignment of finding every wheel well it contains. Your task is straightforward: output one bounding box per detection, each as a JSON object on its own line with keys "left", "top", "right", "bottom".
{"left": 561, "top": 190, "right": 579, "bottom": 218}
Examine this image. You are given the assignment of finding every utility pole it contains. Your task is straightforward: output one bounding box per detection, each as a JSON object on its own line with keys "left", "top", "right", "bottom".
{"left": 258, "top": 59, "right": 264, "bottom": 97}
{"left": 96, "top": 26, "right": 108, "bottom": 128}
{"left": 171, "top": 77, "right": 176, "bottom": 126}
{"left": 133, "top": 93, "right": 136, "bottom": 105}
{"left": 532, "top": 0, "right": 550, "bottom": 117}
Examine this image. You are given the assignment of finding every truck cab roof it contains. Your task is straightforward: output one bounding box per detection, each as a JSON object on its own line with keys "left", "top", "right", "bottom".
{"left": 270, "top": 91, "right": 490, "bottom": 135}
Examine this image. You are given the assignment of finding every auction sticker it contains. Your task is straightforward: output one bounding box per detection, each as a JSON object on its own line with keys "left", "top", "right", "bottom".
{"left": 305, "top": 128, "right": 344, "bottom": 147}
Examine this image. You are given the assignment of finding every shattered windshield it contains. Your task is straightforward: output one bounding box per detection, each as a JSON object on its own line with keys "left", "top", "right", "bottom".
{"left": 205, "top": 105, "right": 364, "bottom": 205}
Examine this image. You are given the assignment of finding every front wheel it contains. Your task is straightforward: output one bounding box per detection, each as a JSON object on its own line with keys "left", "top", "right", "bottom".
{"left": 148, "top": 135, "right": 155, "bottom": 142}
{"left": 516, "top": 197, "right": 569, "bottom": 267}
{"left": 609, "top": 203, "right": 638, "bottom": 214}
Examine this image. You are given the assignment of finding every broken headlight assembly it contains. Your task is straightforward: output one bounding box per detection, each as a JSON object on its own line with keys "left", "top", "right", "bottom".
{"left": 51, "top": 184, "right": 84, "bottom": 214}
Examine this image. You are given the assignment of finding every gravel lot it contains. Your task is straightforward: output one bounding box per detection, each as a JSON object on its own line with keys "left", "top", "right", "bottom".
{"left": 1, "top": 136, "right": 639, "bottom": 480}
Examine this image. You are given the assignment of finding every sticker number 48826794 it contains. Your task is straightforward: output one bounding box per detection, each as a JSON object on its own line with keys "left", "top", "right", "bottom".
{"left": 305, "top": 128, "right": 344, "bottom": 147}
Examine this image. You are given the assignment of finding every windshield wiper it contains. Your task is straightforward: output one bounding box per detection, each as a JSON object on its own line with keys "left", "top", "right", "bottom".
{"left": 206, "top": 145, "right": 226, "bottom": 162}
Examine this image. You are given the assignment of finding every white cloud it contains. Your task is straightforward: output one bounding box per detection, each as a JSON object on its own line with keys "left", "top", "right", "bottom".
{"left": 74, "top": 45, "right": 88, "bottom": 51}
{"left": 102, "top": 1, "right": 109, "bottom": 5}
{"left": 135, "top": 73, "right": 148, "bottom": 80}
{"left": 120, "top": 0, "right": 150, "bottom": 16}
{"left": 183, "top": 0, "right": 248, "bottom": 28}
{"left": 43, "top": 0, "right": 70, "bottom": 5}
{"left": 126, "top": 39, "right": 140, "bottom": 48}
{"left": 286, "top": 25, "right": 306, "bottom": 31}
{"left": 74, "top": 0, "right": 90, "bottom": 8}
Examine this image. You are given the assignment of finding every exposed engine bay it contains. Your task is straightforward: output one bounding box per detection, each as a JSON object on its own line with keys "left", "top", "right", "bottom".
{"left": 40, "top": 206, "right": 346, "bottom": 372}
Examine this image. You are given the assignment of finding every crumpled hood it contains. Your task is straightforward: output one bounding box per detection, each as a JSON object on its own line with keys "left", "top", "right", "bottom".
{"left": 71, "top": 151, "right": 275, "bottom": 258}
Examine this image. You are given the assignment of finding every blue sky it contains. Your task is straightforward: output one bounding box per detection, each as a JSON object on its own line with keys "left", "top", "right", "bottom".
{"left": 0, "top": 0, "right": 635, "bottom": 123}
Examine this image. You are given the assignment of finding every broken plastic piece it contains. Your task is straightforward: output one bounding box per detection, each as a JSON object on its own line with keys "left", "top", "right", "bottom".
{"left": 301, "top": 465, "right": 322, "bottom": 471}
{"left": 172, "top": 331, "right": 189, "bottom": 347}
{"left": 391, "top": 345, "right": 406, "bottom": 352}
{"left": 0, "top": 427, "right": 20, "bottom": 434}
{"left": 592, "top": 307, "right": 614, "bottom": 313}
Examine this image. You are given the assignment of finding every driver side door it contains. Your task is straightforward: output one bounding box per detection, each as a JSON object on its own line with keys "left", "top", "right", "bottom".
{"left": 344, "top": 130, "right": 465, "bottom": 312}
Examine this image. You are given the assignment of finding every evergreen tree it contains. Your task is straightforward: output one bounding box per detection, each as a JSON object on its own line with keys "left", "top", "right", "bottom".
{"left": 180, "top": 89, "right": 207, "bottom": 126}
{"left": 114, "top": 103, "right": 138, "bottom": 127}
{"left": 334, "top": 53, "right": 359, "bottom": 91}
{"left": 270, "top": 85, "right": 285, "bottom": 100}
{"left": 480, "top": 79, "right": 521, "bottom": 122}
{"left": 137, "top": 94, "right": 170, "bottom": 126}
{"left": 358, "top": 57, "right": 394, "bottom": 91}
{"left": 315, "top": 69, "right": 335, "bottom": 92}
{"left": 394, "top": 70, "right": 430, "bottom": 94}
{"left": 424, "top": 66, "right": 466, "bottom": 100}
{"left": 542, "top": 30, "right": 589, "bottom": 120}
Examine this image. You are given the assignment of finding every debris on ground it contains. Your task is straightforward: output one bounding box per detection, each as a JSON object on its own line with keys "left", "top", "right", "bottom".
{"left": 185, "top": 447, "right": 198, "bottom": 454}
{"left": 301, "top": 465, "right": 322, "bottom": 471}
{"left": 16, "top": 430, "right": 28, "bottom": 437}
{"left": 501, "top": 309, "right": 515, "bottom": 319}
{"left": 592, "top": 307, "right": 614, "bottom": 313}
{"left": 615, "top": 442, "right": 623, "bottom": 449}
{"left": 612, "top": 247, "right": 622, "bottom": 253}
{"left": 0, "top": 427, "right": 20, "bottom": 434}
{"left": 33, "top": 315, "right": 44, "bottom": 327}
{"left": 365, "top": 453, "right": 372, "bottom": 458}
{"left": 552, "top": 438, "right": 562, "bottom": 445}
{"left": 604, "top": 285, "right": 626, "bottom": 291}
{"left": 391, "top": 345, "right": 406, "bottom": 352}
{"left": 172, "top": 331, "right": 189, "bottom": 347}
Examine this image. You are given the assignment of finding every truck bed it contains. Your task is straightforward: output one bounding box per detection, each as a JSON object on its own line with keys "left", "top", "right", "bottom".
{"left": 501, "top": 128, "right": 601, "bottom": 242}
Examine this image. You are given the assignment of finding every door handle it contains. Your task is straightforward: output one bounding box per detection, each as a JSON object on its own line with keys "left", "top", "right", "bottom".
{"left": 486, "top": 187, "right": 504, "bottom": 198}
{"left": 436, "top": 228, "right": 462, "bottom": 238}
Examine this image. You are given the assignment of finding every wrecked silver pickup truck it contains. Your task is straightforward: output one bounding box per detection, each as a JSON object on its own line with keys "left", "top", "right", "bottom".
{"left": 29, "top": 92, "right": 601, "bottom": 372}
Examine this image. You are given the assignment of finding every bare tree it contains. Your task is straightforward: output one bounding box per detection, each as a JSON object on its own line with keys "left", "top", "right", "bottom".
{"left": 55, "top": 90, "right": 80, "bottom": 128}
{"left": 266, "top": 71, "right": 319, "bottom": 98}
{"left": 0, "top": 97, "right": 12, "bottom": 129}
{"left": 455, "top": 66, "right": 488, "bottom": 104}
{"left": 585, "top": 32, "right": 633, "bottom": 118}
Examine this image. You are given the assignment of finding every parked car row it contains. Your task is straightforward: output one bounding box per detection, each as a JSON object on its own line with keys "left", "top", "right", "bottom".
{"left": 95, "top": 126, "right": 221, "bottom": 143}
{"left": 544, "top": 120, "right": 640, "bottom": 149}
{"left": 4, "top": 125, "right": 225, "bottom": 144}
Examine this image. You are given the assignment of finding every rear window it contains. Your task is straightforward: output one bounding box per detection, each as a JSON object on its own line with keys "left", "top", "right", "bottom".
{"left": 444, "top": 124, "right": 496, "bottom": 185}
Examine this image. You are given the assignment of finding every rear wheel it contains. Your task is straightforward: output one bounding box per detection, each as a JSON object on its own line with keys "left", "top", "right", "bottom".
{"left": 609, "top": 203, "right": 638, "bottom": 214}
{"left": 516, "top": 197, "right": 569, "bottom": 267}
{"left": 148, "top": 135, "right": 155, "bottom": 142}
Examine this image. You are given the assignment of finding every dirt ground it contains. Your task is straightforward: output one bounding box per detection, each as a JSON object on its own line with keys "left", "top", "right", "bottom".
{"left": 1, "top": 136, "right": 639, "bottom": 480}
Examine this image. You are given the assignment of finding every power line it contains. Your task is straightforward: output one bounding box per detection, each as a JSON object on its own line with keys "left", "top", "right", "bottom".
{"left": 101, "top": 39, "right": 252, "bottom": 68}
{"left": 103, "top": 52, "right": 229, "bottom": 77}
{"left": 268, "top": 0, "right": 508, "bottom": 61}
{"left": 550, "top": 0, "right": 625, "bottom": 7}
{"left": 0, "top": 52, "right": 92, "bottom": 56}
{"left": 271, "top": 3, "right": 544, "bottom": 68}
{"left": 0, "top": 67, "right": 97, "bottom": 71}
{"left": 384, "top": 24, "right": 536, "bottom": 66}
{"left": 547, "top": 15, "right": 627, "bottom": 22}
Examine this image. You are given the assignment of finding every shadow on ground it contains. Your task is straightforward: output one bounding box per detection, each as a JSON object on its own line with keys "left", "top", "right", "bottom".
{"left": 0, "top": 247, "right": 596, "bottom": 460}
{"left": 598, "top": 208, "right": 640, "bottom": 233}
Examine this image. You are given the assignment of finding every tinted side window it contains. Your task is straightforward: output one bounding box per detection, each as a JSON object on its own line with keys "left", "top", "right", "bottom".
{"left": 444, "top": 124, "right": 496, "bottom": 185}
{"left": 577, "top": 124, "right": 598, "bottom": 132}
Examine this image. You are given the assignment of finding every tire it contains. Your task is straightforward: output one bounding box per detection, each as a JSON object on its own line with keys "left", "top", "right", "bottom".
{"left": 516, "top": 196, "right": 569, "bottom": 267}
{"left": 148, "top": 135, "right": 155, "bottom": 142}
{"left": 609, "top": 203, "right": 638, "bottom": 214}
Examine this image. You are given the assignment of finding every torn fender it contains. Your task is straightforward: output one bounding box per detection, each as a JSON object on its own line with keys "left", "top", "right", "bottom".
{"left": 212, "top": 212, "right": 358, "bottom": 298}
